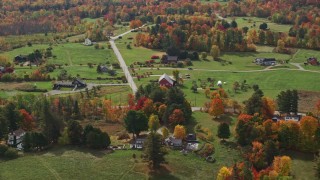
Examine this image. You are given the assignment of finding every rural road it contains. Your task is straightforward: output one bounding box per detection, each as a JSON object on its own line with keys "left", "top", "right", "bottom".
{"left": 109, "top": 26, "right": 147, "bottom": 94}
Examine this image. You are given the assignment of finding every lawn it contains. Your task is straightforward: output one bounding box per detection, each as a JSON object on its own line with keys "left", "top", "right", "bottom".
{"left": 2, "top": 43, "right": 117, "bottom": 66}
{"left": 134, "top": 69, "right": 320, "bottom": 107}
{"left": 225, "top": 16, "right": 292, "bottom": 33}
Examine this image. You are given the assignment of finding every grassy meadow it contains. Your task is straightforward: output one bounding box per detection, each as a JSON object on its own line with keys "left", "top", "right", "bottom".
{"left": 134, "top": 69, "right": 320, "bottom": 107}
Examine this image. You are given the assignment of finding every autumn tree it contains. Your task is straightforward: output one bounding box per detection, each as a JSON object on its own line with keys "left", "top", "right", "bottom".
{"left": 144, "top": 132, "right": 167, "bottom": 170}
{"left": 210, "top": 45, "right": 220, "bottom": 60}
{"left": 161, "top": 127, "right": 169, "bottom": 139}
{"left": 217, "top": 167, "right": 232, "bottom": 180}
{"left": 264, "top": 140, "right": 279, "bottom": 165}
{"left": 261, "top": 97, "right": 275, "bottom": 119}
{"left": 148, "top": 114, "right": 160, "bottom": 132}
{"left": 249, "top": 141, "right": 268, "bottom": 171}
{"left": 217, "top": 122, "right": 230, "bottom": 141}
{"left": 169, "top": 109, "right": 185, "bottom": 126}
{"left": 19, "top": 109, "right": 34, "bottom": 131}
{"left": 142, "top": 98, "right": 155, "bottom": 117}
{"left": 209, "top": 97, "right": 224, "bottom": 118}
{"left": 272, "top": 156, "right": 292, "bottom": 176}
{"left": 124, "top": 110, "right": 148, "bottom": 137}
{"left": 299, "top": 116, "right": 318, "bottom": 152}
{"left": 173, "top": 125, "right": 186, "bottom": 139}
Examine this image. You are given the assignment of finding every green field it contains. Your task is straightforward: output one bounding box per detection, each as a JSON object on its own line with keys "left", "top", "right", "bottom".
{"left": 225, "top": 16, "right": 292, "bottom": 33}
{"left": 134, "top": 69, "right": 320, "bottom": 107}
{"left": 2, "top": 43, "right": 117, "bottom": 66}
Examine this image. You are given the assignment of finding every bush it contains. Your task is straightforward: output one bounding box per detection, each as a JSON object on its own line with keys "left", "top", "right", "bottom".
{"left": 4, "top": 148, "right": 19, "bottom": 159}
{"left": 0, "top": 144, "right": 9, "bottom": 156}
{"left": 197, "top": 143, "right": 215, "bottom": 157}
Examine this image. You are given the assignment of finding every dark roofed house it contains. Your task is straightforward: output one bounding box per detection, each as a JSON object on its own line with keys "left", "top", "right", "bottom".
{"left": 165, "top": 136, "right": 182, "bottom": 148}
{"left": 53, "top": 78, "right": 87, "bottom": 90}
{"left": 14, "top": 55, "right": 28, "bottom": 63}
{"left": 284, "top": 115, "right": 301, "bottom": 122}
{"left": 186, "top": 134, "right": 198, "bottom": 143}
{"left": 159, "top": 73, "right": 175, "bottom": 88}
{"left": 161, "top": 55, "right": 179, "bottom": 64}
{"left": 254, "top": 58, "right": 276, "bottom": 66}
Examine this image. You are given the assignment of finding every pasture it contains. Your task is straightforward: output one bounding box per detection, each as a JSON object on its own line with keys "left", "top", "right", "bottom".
{"left": 225, "top": 16, "right": 292, "bottom": 33}
{"left": 133, "top": 68, "right": 320, "bottom": 109}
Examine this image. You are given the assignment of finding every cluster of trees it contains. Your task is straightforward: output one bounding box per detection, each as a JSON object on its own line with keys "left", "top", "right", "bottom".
{"left": 236, "top": 114, "right": 320, "bottom": 152}
{"left": 0, "top": 94, "right": 113, "bottom": 150}
{"left": 135, "top": 16, "right": 257, "bottom": 54}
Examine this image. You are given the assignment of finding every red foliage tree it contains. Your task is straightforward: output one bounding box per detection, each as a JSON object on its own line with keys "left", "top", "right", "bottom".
{"left": 169, "top": 109, "right": 185, "bottom": 125}
{"left": 19, "top": 109, "right": 34, "bottom": 131}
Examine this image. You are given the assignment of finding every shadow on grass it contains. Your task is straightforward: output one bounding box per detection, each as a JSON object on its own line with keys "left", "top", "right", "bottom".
{"left": 220, "top": 140, "right": 239, "bottom": 150}
{"left": 38, "top": 145, "right": 107, "bottom": 158}
{"left": 282, "top": 150, "right": 315, "bottom": 161}
{"left": 148, "top": 165, "right": 179, "bottom": 180}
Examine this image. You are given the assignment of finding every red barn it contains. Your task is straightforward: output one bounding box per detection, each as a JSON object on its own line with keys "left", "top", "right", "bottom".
{"left": 158, "top": 73, "right": 175, "bottom": 88}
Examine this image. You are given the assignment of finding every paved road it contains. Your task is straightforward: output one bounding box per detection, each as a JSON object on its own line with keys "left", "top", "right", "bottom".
{"left": 109, "top": 27, "right": 145, "bottom": 94}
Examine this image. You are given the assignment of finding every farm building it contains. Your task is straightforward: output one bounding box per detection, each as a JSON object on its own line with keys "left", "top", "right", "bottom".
{"left": 53, "top": 78, "right": 87, "bottom": 90}
{"left": 254, "top": 58, "right": 276, "bottom": 66}
{"left": 7, "top": 129, "right": 26, "bottom": 150}
{"left": 158, "top": 73, "right": 175, "bottom": 88}
{"left": 307, "top": 57, "right": 319, "bottom": 66}
{"left": 161, "top": 55, "right": 179, "bottom": 64}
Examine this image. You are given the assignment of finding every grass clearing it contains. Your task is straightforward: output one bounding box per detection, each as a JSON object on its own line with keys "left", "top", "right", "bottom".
{"left": 225, "top": 16, "right": 292, "bottom": 33}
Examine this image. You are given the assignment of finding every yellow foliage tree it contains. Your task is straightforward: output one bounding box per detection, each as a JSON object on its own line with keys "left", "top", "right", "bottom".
{"left": 216, "top": 166, "right": 232, "bottom": 180}
{"left": 173, "top": 125, "right": 186, "bottom": 139}
{"left": 272, "top": 156, "right": 291, "bottom": 176}
{"left": 161, "top": 127, "right": 169, "bottom": 139}
{"left": 148, "top": 114, "right": 160, "bottom": 132}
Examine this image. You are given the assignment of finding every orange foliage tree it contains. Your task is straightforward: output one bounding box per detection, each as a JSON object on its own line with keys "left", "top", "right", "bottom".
{"left": 209, "top": 97, "right": 224, "bottom": 118}
{"left": 261, "top": 97, "right": 275, "bottom": 119}
{"left": 299, "top": 116, "right": 319, "bottom": 152}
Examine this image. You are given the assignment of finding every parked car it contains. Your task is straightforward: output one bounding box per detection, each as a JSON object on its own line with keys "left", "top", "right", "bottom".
{"left": 188, "top": 67, "right": 193, "bottom": 70}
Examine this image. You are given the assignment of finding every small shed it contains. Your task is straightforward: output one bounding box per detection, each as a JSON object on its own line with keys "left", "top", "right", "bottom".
{"left": 185, "top": 134, "right": 198, "bottom": 143}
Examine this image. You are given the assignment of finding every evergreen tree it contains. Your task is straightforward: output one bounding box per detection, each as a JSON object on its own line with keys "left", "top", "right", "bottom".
{"left": 22, "top": 132, "right": 32, "bottom": 152}
{"left": 0, "top": 111, "right": 8, "bottom": 139}
{"left": 144, "top": 132, "right": 166, "bottom": 169}
{"left": 4, "top": 102, "right": 22, "bottom": 131}
{"left": 245, "top": 89, "right": 264, "bottom": 115}
{"left": 67, "top": 120, "right": 83, "bottom": 145}
{"left": 277, "top": 90, "right": 298, "bottom": 114}
{"left": 217, "top": 123, "right": 231, "bottom": 140}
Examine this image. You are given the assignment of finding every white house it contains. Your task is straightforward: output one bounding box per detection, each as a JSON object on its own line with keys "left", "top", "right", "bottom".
{"left": 7, "top": 129, "right": 26, "bottom": 150}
